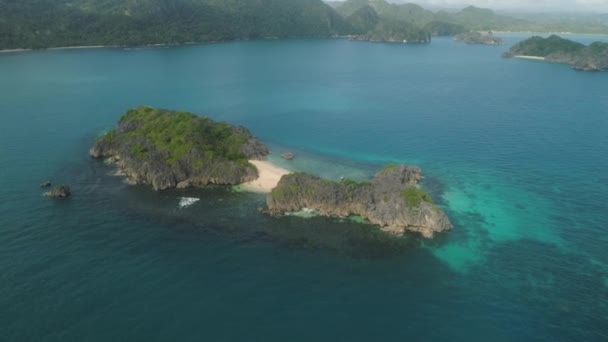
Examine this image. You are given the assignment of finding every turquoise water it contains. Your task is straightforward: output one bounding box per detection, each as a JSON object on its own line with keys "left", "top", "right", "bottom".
{"left": 1, "top": 35, "right": 607, "bottom": 340}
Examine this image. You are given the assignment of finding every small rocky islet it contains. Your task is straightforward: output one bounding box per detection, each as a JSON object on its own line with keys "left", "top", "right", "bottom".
{"left": 266, "top": 165, "right": 452, "bottom": 238}
{"left": 91, "top": 106, "right": 451, "bottom": 237}
{"left": 90, "top": 106, "right": 269, "bottom": 190}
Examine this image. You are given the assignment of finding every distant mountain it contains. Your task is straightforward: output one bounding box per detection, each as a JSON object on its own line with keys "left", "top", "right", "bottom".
{"left": 346, "top": 5, "right": 381, "bottom": 34}
{"left": 0, "top": 0, "right": 350, "bottom": 49}
{"left": 423, "top": 21, "right": 468, "bottom": 36}
{"left": 337, "top": 0, "right": 434, "bottom": 27}
{"left": 339, "top": 0, "right": 433, "bottom": 42}
{"left": 434, "top": 6, "right": 532, "bottom": 31}
{"left": 352, "top": 18, "right": 431, "bottom": 43}
{"left": 335, "top": 0, "right": 533, "bottom": 40}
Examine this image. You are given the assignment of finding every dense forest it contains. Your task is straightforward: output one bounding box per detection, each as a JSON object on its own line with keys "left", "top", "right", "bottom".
{"left": 0, "top": 0, "right": 349, "bottom": 49}
{"left": 1, "top": 0, "right": 607, "bottom": 50}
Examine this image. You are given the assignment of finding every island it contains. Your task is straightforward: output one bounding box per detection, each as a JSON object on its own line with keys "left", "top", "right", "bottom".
{"left": 503, "top": 35, "right": 608, "bottom": 71}
{"left": 349, "top": 19, "right": 431, "bottom": 44}
{"left": 90, "top": 106, "right": 272, "bottom": 190}
{"left": 266, "top": 165, "right": 452, "bottom": 238}
{"left": 454, "top": 31, "right": 504, "bottom": 45}
{"left": 92, "top": 106, "right": 452, "bottom": 238}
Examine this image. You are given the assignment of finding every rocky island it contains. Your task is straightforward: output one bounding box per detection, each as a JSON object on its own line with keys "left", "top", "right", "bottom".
{"left": 266, "top": 165, "right": 452, "bottom": 238}
{"left": 350, "top": 19, "right": 431, "bottom": 43}
{"left": 90, "top": 106, "right": 270, "bottom": 190}
{"left": 503, "top": 35, "right": 608, "bottom": 71}
{"left": 93, "top": 106, "right": 451, "bottom": 238}
{"left": 454, "top": 31, "right": 503, "bottom": 45}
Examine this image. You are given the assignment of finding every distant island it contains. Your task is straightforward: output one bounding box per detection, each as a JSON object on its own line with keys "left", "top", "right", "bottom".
{"left": 454, "top": 31, "right": 504, "bottom": 45}
{"left": 504, "top": 35, "right": 608, "bottom": 71}
{"left": 92, "top": 106, "right": 451, "bottom": 238}
{"left": 267, "top": 165, "right": 452, "bottom": 238}
{"left": 2, "top": 0, "right": 608, "bottom": 50}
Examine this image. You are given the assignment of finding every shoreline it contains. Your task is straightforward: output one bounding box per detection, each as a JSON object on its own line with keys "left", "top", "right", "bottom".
{"left": 514, "top": 55, "right": 546, "bottom": 61}
{"left": 239, "top": 159, "right": 290, "bottom": 193}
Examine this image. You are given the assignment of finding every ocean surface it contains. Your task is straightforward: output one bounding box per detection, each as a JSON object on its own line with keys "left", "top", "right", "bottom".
{"left": 1, "top": 34, "right": 607, "bottom": 341}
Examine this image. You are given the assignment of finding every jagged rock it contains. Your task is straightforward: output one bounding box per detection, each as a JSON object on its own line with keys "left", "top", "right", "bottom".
{"left": 40, "top": 181, "right": 51, "bottom": 188}
{"left": 266, "top": 164, "right": 452, "bottom": 238}
{"left": 90, "top": 107, "right": 269, "bottom": 190}
{"left": 46, "top": 185, "right": 71, "bottom": 198}
{"left": 455, "top": 31, "right": 503, "bottom": 45}
{"left": 281, "top": 152, "right": 294, "bottom": 160}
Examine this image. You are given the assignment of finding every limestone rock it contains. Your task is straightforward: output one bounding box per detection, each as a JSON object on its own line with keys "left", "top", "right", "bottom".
{"left": 266, "top": 165, "right": 452, "bottom": 238}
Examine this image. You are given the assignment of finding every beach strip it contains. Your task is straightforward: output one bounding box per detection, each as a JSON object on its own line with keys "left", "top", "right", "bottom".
{"left": 240, "top": 159, "right": 290, "bottom": 193}
{"left": 514, "top": 55, "right": 546, "bottom": 61}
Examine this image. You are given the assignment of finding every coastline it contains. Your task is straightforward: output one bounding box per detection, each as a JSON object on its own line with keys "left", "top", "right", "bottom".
{"left": 0, "top": 43, "right": 182, "bottom": 54}
{"left": 514, "top": 55, "right": 546, "bottom": 61}
{"left": 0, "top": 48, "right": 32, "bottom": 54}
{"left": 239, "top": 159, "right": 290, "bottom": 193}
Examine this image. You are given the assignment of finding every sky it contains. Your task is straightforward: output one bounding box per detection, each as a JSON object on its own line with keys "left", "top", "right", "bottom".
{"left": 388, "top": 0, "right": 608, "bottom": 12}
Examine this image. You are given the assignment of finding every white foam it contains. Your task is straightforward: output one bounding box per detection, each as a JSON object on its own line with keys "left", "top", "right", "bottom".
{"left": 286, "top": 208, "right": 319, "bottom": 218}
{"left": 179, "top": 197, "right": 200, "bottom": 208}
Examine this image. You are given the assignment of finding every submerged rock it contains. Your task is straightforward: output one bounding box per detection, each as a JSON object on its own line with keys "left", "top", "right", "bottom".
{"left": 266, "top": 164, "right": 452, "bottom": 238}
{"left": 90, "top": 106, "right": 269, "bottom": 190}
{"left": 46, "top": 185, "right": 71, "bottom": 198}
{"left": 281, "top": 152, "right": 294, "bottom": 160}
{"left": 40, "top": 181, "right": 51, "bottom": 188}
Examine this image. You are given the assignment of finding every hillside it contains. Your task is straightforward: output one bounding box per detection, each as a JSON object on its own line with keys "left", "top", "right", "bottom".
{"left": 337, "top": 0, "right": 532, "bottom": 36}
{"left": 0, "top": 0, "right": 349, "bottom": 49}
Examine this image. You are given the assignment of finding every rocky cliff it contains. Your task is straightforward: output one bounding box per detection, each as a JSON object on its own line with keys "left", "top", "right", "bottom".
{"left": 454, "top": 31, "right": 503, "bottom": 45}
{"left": 90, "top": 106, "right": 269, "bottom": 190}
{"left": 266, "top": 165, "right": 452, "bottom": 238}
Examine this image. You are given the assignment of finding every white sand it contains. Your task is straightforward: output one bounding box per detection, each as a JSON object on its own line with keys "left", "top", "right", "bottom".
{"left": 514, "top": 55, "right": 546, "bottom": 61}
{"left": 241, "top": 160, "right": 290, "bottom": 193}
{"left": 0, "top": 49, "right": 31, "bottom": 54}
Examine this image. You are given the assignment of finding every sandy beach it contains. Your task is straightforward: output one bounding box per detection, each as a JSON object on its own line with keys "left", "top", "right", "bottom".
{"left": 514, "top": 55, "right": 546, "bottom": 61}
{"left": 241, "top": 160, "right": 290, "bottom": 193}
{"left": 0, "top": 49, "right": 32, "bottom": 54}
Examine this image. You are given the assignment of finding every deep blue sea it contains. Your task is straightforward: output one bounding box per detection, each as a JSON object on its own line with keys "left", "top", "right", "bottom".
{"left": 1, "top": 34, "right": 607, "bottom": 341}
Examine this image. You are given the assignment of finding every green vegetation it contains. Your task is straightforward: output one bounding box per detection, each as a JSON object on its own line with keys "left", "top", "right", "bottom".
{"left": 99, "top": 106, "right": 251, "bottom": 165}
{"left": 505, "top": 35, "right": 608, "bottom": 71}
{"left": 380, "top": 164, "right": 398, "bottom": 174}
{"left": 424, "top": 21, "right": 468, "bottom": 36}
{"left": 359, "top": 19, "right": 431, "bottom": 43}
{"left": 345, "top": 5, "right": 380, "bottom": 35}
{"left": 401, "top": 187, "right": 433, "bottom": 208}
{"left": 341, "top": 178, "right": 370, "bottom": 188}
{"left": 3, "top": 0, "right": 607, "bottom": 49}
{"left": 0, "top": 0, "right": 349, "bottom": 49}
{"left": 506, "top": 35, "right": 585, "bottom": 57}
{"left": 454, "top": 31, "right": 504, "bottom": 45}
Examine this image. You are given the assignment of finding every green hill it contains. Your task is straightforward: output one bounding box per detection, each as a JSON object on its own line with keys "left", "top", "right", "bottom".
{"left": 504, "top": 35, "right": 608, "bottom": 71}
{"left": 0, "top": 0, "right": 349, "bottom": 49}
{"left": 345, "top": 5, "right": 381, "bottom": 34}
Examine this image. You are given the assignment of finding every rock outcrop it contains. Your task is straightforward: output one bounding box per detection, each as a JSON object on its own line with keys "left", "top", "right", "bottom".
{"left": 90, "top": 106, "right": 269, "bottom": 190}
{"left": 266, "top": 165, "right": 452, "bottom": 238}
{"left": 454, "top": 31, "right": 503, "bottom": 45}
{"left": 281, "top": 152, "right": 294, "bottom": 160}
{"left": 46, "top": 185, "right": 71, "bottom": 198}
